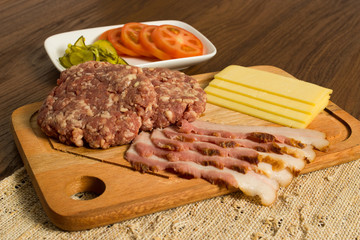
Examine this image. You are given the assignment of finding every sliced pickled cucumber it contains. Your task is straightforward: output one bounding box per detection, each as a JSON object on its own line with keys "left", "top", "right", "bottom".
{"left": 115, "top": 56, "right": 128, "bottom": 65}
{"left": 69, "top": 50, "right": 94, "bottom": 65}
{"left": 92, "top": 40, "right": 117, "bottom": 56}
{"left": 59, "top": 55, "right": 72, "bottom": 68}
{"left": 74, "top": 36, "right": 86, "bottom": 48}
{"left": 91, "top": 47, "right": 100, "bottom": 61}
{"left": 91, "top": 40, "right": 128, "bottom": 65}
{"left": 59, "top": 36, "right": 127, "bottom": 69}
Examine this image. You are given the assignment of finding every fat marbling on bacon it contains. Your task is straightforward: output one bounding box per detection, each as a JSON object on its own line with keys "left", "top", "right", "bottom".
{"left": 125, "top": 120, "right": 329, "bottom": 205}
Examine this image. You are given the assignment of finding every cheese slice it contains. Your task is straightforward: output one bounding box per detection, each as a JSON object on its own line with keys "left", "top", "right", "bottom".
{"left": 204, "top": 85, "right": 330, "bottom": 124}
{"left": 205, "top": 65, "right": 333, "bottom": 128}
{"left": 215, "top": 65, "right": 333, "bottom": 105}
{"left": 209, "top": 79, "right": 321, "bottom": 114}
{"left": 206, "top": 94, "right": 308, "bottom": 128}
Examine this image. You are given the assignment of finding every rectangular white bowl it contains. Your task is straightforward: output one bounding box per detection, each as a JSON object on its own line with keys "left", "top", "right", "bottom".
{"left": 44, "top": 20, "right": 217, "bottom": 71}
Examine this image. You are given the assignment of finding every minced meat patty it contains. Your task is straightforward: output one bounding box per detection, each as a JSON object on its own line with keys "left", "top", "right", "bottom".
{"left": 141, "top": 67, "right": 206, "bottom": 130}
{"left": 38, "top": 61, "right": 206, "bottom": 149}
{"left": 38, "top": 61, "right": 156, "bottom": 149}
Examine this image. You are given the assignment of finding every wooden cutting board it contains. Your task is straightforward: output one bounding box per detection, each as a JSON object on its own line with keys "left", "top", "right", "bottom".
{"left": 11, "top": 66, "right": 360, "bottom": 231}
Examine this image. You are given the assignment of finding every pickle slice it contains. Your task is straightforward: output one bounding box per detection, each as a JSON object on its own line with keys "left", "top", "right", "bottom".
{"left": 69, "top": 50, "right": 94, "bottom": 65}
{"left": 116, "top": 56, "right": 128, "bottom": 65}
{"left": 59, "top": 55, "right": 72, "bottom": 68}
{"left": 58, "top": 36, "right": 127, "bottom": 69}
{"left": 92, "top": 40, "right": 117, "bottom": 56}
{"left": 74, "top": 36, "right": 86, "bottom": 48}
{"left": 91, "top": 40, "right": 128, "bottom": 65}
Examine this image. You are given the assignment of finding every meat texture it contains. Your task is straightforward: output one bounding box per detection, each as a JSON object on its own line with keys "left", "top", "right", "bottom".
{"left": 38, "top": 61, "right": 151, "bottom": 149}
{"left": 125, "top": 120, "right": 329, "bottom": 205}
{"left": 37, "top": 62, "right": 206, "bottom": 148}
{"left": 141, "top": 67, "right": 206, "bottom": 130}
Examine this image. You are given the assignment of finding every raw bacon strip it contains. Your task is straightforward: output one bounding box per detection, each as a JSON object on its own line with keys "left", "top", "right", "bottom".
{"left": 132, "top": 132, "right": 294, "bottom": 187}
{"left": 151, "top": 129, "right": 260, "bottom": 164}
{"left": 257, "top": 162, "right": 293, "bottom": 187}
{"left": 178, "top": 120, "right": 329, "bottom": 151}
{"left": 134, "top": 131, "right": 253, "bottom": 173}
{"left": 171, "top": 147, "right": 292, "bottom": 186}
{"left": 151, "top": 129, "right": 232, "bottom": 157}
{"left": 145, "top": 143, "right": 253, "bottom": 173}
{"left": 151, "top": 128, "right": 306, "bottom": 173}
{"left": 126, "top": 143, "right": 168, "bottom": 173}
{"left": 124, "top": 120, "right": 329, "bottom": 206}
{"left": 135, "top": 137, "right": 251, "bottom": 172}
{"left": 259, "top": 152, "right": 306, "bottom": 176}
{"left": 277, "top": 143, "right": 316, "bottom": 162}
{"left": 162, "top": 127, "right": 316, "bottom": 162}
{"left": 163, "top": 127, "right": 282, "bottom": 152}
{"left": 125, "top": 135, "right": 279, "bottom": 206}
{"left": 168, "top": 151, "right": 253, "bottom": 173}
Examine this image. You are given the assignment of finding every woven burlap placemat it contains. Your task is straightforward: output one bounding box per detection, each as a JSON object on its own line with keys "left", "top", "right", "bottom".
{"left": 1, "top": 159, "right": 360, "bottom": 240}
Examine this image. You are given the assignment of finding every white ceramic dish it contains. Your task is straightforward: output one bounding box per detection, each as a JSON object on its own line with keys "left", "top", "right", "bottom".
{"left": 44, "top": 20, "right": 217, "bottom": 71}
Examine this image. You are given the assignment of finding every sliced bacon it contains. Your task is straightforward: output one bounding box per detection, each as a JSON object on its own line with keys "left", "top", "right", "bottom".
{"left": 162, "top": 127, "right": 316, "bottom": 162}
{"left": 125, "top": 134, "right": 279, "bottom": 206}
{"left": 151, "top": 129, "right": 231, "bottom": 157}
{"left": 152, "top": 129, "right": 259, "bottom": 164}
{"left": 124, "top": 120, "right": 329, "bottom": 205}
{"left": 177, "top": 120, "right": 329, "bottom": 151}
{"left": 140, "top": 133, "right": 294, "bottom": 187}
{"left": 259, "top": 152, "right": 305, "bottom": 176}
{"left": 151, "top": 128, "right": 306, "bottom": 174}
{"left": 134, "top": 131, "right": 253, "bottom": 173}
{"left": 163, "top": 127, "right": 282, "bottom": 153}
{"left": 168, "top": 150, "right": 254, "bottom": 173}
{"left": 257, "top": 162, "right": 293, "bottom": 187}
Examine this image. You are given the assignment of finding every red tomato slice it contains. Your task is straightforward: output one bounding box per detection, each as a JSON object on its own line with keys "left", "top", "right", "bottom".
{"left": 98, "top": 29, "right": 111, "bottom": 40}
{"left": 107, "top": 27, "right": 140, "bottom": 57}
{"left": 152, "top": 25, "right": 204, "bottom": 58}
{"left": 121, "top": 22, "right": 153, "bottom": 57}
{"left": 139, "top": 25, "right": 172, "bottom": 60}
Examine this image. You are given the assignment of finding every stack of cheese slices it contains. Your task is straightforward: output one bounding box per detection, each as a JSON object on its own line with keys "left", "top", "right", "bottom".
{"left": 204, "top": 65, "right": 333, "bottom": 128}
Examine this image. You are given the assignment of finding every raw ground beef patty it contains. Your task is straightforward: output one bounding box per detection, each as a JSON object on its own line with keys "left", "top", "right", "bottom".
{"left": 37, "top": 61, "right": 206, "bottom": 149}
{"left": 141, "top": 67, "right": 207, "bottom": 131}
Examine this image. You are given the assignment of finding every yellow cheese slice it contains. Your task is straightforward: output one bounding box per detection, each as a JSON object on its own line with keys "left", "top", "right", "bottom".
{"left": 209, "top": 79, "right": 320, "bottom": 114}
{"left": 206, "top": 94, "right": 308, "bottom": 128}
{"left": 205, "top": 86, "right": 329, "bottom": 124}
{"left": 205, "top": 86, "right": 310, "bottom": 123}
{"left": 215, "top": 65, "right": 333, "bottom": 105}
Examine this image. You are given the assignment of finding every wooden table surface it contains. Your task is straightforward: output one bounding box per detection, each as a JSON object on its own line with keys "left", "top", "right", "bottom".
{"left": 1, "top": 0, "right": 360, "bottom": 181}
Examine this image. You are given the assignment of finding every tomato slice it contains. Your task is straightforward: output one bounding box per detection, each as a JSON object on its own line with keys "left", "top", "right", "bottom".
{"left": 98, "top": 29, "right": 111, "bottom": 40}
{"left": 121, "top": 22, "right": 153, "bottom": 57}
{"left": 107, "top": 27, "right": 140, "bottom": 57}
{"left": 139, "top": 25, "right": 172, "bottom": 60}
{"left": 151, "top": 25, "right": 203, "bottom": 58}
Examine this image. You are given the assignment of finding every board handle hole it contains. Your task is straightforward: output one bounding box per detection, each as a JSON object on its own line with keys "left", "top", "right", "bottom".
{"left": 66, "top": 176, "right": 106, "bottom": 201}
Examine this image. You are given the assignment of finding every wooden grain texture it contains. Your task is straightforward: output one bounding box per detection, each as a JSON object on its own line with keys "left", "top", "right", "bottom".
{"left": 1, "top": 0, "right": 360, "bottom": 181}
{"left": 11, "top": 66, "right": 360, "bottom": 231}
